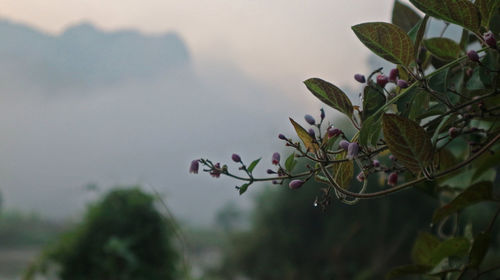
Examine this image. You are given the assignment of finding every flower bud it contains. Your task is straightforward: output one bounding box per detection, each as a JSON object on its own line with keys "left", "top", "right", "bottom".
{"left": 327, "top": 126, "right": 341, "bottom": 138}
{"left": 354, "top": 74, "right": 366, "bottom": 83}
{"left": 231, "top": 153, "right": 241, "bottom": 163}
{"left": 397, "top": 79, "right": 409, "bottom": 88}
{"left": 448, "top": 127, "right": 459, "bottom": 138}
{"left": 272, "top": 152, "right": 280, "bottom": 165}
{"left": 304, "top": 114, "right": 316, "bottom": 125}
{"left": 372, "top": 159, "right": 380, "bottom": 167}
{"left": 339, "top": 140, "right": 350, "bottom": 151}
{"left": 278, "top": 133, "right": 287, "bottom": 140}
{"left": 356, "top": 172, "right": 365, "bottom": 182}
{"left": 347, "top": 142, "right": 359, "bottom": 159}
{"left": 308, "top": 128, "right": 316, "bottom": 138}
{"left": 210, "top": 163, "right": 221, "bottom": 178}
{"left": 189, "top": 159, "right": 199, "bottom": 174}
{"left": 467, "top": 50, "right": 480, "bottom": 62}
{"left": 484, "top": 31, "right": 497, "bottom": 48}
{"left": 389, "top": 155, "right": 396, "bottom": 161}
{"left": 267, "top": 169, "right": 275, "bottom": 174}
{"left": 376, "top": 74, "right": 389, "bottom": 88}
{"left": 389, "top": 68, "right": 399, "bottom": 82}
{"left": 387, "top": 172, "right": 398, "bottom": 186}
{"left": 320, "top": 108, "right": 325, "bottom": 120}
{"left": 289, "top": 179, "right": 305, "bottom": 190}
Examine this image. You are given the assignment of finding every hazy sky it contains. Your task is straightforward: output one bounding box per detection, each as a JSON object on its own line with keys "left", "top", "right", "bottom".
{"left": 0, "top": 0, "right": 401, "bottom": 92}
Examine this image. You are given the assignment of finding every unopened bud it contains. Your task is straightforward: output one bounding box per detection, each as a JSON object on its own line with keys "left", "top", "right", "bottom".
{"left": 210, "top": 163, "right": 221, "bottom": 178}
{"left": 467, "top": 50, "right": 480, "bottom": 62}
{"left": 339, "top": 140, "right": 350, "bottom": 151}
{"left": 376, "top": 74, "right": 389, "bottom": 88}
{"left": 347, "top": 142, "right": 359, "bottom": 159}
{"left": 327, "top": 126, "right": 341, "bottom": 138}
{"left": 356, "top": 172, "right": 365, "bottom": 182}
{"left": 389, "top": 68, "right": 399, "bottom": 82}
{"left": 320, "top": 108, "right": 325, "bottom": 120}
{"left": 278, "top": 133, "right": 287, "bottom": 140}
{"left": 232, "top": 153, "right": 241, "bottom": 163}
{"left": 389, "top": 155, "right": 396, "bottom": 161}
{"left": 289, "top": 179, "right": 305, "bottom": 190}
{"left": 267, "top": 169, "right": 275, "bottom": 174}
{"left": 448, "top": 127, "right": 459, "bottom": 138}
{"left": 308, "top": 128, "right": 316, "bottom": 138}
{"left": 397, "top": 79, "right": 409, "bottom": 88}
{"left": 484, "top": 31, "right": 497, "bottom": 48}
{"left": 388, "top": 172, "right": 398, "bottom": 186}
{"left": 354, "top": 74, "right": 366, "bottom": 83}
{"left": 189, "top": 159, "right": 200, "bottom": 174}
{"left": 372, "top": 159, "right": 380, "bottom": 167}
{"left": 272, "top": 152, "right": 280, "bottom": 165}
{"left": 304, "top": 114, "right": 316, "bottom": 125}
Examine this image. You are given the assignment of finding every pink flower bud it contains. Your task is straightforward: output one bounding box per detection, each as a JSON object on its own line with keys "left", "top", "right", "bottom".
{"left": 232, "top": 153, "right": 241, "bottom": 163}
{"left": 389, "top": 68, "right": 399, "bottom": 82}
{"left": 347, "top": 142, "right": 359, "bottom": 159}
{"left": 327, "top": 126, "right": 341, "bottom": 138}
{"left": 397, "top": 79, "right": 409, "bottom": 88}
{"left": 304, "top": 114, "right": 316, "bottom": 125}
{"left": 278, "top": 133, "right": 287, "bottom": 140}
{"left": 372, "top": 159, "right": 380, "bottom": 167}
{"left": 272, "top": 152, "right": 280, "bottom": 165}
{"left": 389, "top": 155, "right": 396, "bottom": 161}
{"left": 210, "top": 163, "right": 221, "bottom": 178}
{"left": 376, "top": 74, "right": 389, "bottom": 88}
{"left": 484, "top": 31, "right": 497, "bottom": 48}
{"left": 388, "top": 172, "right": 398, "bottom": 186}
{"left": 339, "top": 140, "right": 350, "bottom": 151}
{"left": 289, "top": 179, "right": 305, "bottom": 190}
{"left": 354, "top": 74, "right": 366, "bottom": 83}
{"left": 356, "top": 172, "right": 365, "bottom": 182}
{"left": 189, "top": 160, "right": 199, "bottom": 174}
{"left": 448, "top": 127, "right": 459, "bottom": 138}
{"left": 467, "top": 50, "right": 480, "bottom": 62}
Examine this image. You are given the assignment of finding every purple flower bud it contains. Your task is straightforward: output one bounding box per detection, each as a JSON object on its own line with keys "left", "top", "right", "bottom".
{"left": 327, "top": 126, "right": 341, "bottom": 138}
{"left": 278, "top": 133, "right": 287, "bottom": 140}
{"left": 320, "top": 108, "right": 325, "bottom": 120}
{"left": 272, "top": 180, "right": 279, "bottom": 185}
{"left": 210, "top": 163, "right": 221, "bottom": 178}
{"left": 308, "top": 128, "right": 316, "bottom": 138}
{"left": 389, "top": 155, "right": 396, "bottom": 161}
{"left": 232, "top": 153, "right": 241, "bottom": 163}
{"left": 304, "top": 114, "right": 316, "bottom": 125}
{"left": 387, "top": 172, "right": 398, "bottom": 187}
{"left": 354, "top": 74, "right": 366, "bottom": 83}
{"left": 289, "top": 179, "right": 305, "bottom": 190}
{"left": 448, "top": 127, "right": 459, "bottom": 138}
{"left": 272, "top": 152, "right": 280, "bottom": 165}
{"left": 467, "top": 50, "right": 480, "bottom": 62}
{"left": 339, "top": 140, "right": 350, "bottom": 151}
{"left": 189, "top": 159, "right": 199, "bottom": 174}
{"left": 372, "top": 159, "right": 380, "bottom": 167}
{"left": 376, "top": 74, "right": 389, "bottom": 88}
{"left": 484, "top": 31, "right": 497, "bottom": 48}
{"left": 267, "top": 169, "right": 275, "bottom": 174}
{"left": 397, "top": 79, "right": 409, "bottom": 88}
{"left": 389, "top": 68, "right": 399, "bottom": 82}
{"left": 356, "top": 172, "right": 365, "bottom": 182}
{"left": 347, "top": 142, "right": 359, "bottom": 159}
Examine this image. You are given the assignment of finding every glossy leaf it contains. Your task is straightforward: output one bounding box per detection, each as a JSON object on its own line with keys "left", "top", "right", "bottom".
{"left": 475, "top": 0, "right": 500, "bottom": 28}
{"left": 432, "top": 182, "right": 494, "bottom": 223}
{"left": 290, "top": 118, "right": 319, "bottom": 153}
{"left": 392, "top": 0, "right": 422, "bottom": 32}
{"left": 284, "top": 153, "right": 297, "bottom": 172}
{"left": 382, "top": 114, "right": 433, "bottom": 174}
{"left": 238, "top": 183, "right": 250, "bottom": 195}
{"left": 408, "top": 16, "right": 429, "bottom": 58}
{"left": 386, "top": 264, "right": 430, "bottom": 279}
{"left": 468, "top": 232, "right": 491, "bottom": 269}
{"left": 362, "top": 86, "right": 386, "bottom": 121}
{"left": 359, "top": 112, "right": 383, "bottom": 147}
{"left": 331, "top": 153, "right": 354, "bottom": 189}
{"left": 352, "top": 22, "right": 414, "bottom": 65}
{"left": 409, "top": 0, "right": 481, "bottom": 32}
{"left": 304, "top": 78, "right": 353, "bottom": 118}
{"left": 408, "top": 88, "right": 429, "bottom": 120}
{"left": 247, "top": 158, "right": 261, "bottom": 173}
{"left": 423, "top": 38, "right": 462, "bottom": 61}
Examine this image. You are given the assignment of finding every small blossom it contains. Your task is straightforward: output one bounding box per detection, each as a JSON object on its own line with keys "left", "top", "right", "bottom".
{"left": 304, "top": 114, "right": 316, "bottom": 125}
{"left": 278, "top": 133, "right": 287, "bottom": 140}
{"left": 347, "top": 142, "right": 359, "bottom": 159}
{"left": 388, "top": 172, "right": 398, "bottom": 186}
{"left": 484, "top": 31, "right": 497, "bottom": 48}
{"left": 289, "top": 179, "right": 305, "bottom": 190}
{"left": 272, "top": 152, "right": 280, "bottom": 165}
{"left": 467, "top": 50, "right": 480, "bottom": 62}
{"left": 267, "top": 169, "right": 275, "bottom": 174}
{"left": 356, "top": 172, "right": 365, "bottom": 182}
{"left": 231, "top": 153, "right": 241, "bottom": 163}
{"left": 339, "top": 140, "right": 350, "bottom": 151}
{"left": 327, "top": 126, "right": 341, "bottom": 138}
{"left": 397, "top": 79, "right": 409, "bottom": 88}
{"left": 376, "top": 74, "right": 389, "bottom": 88}
{"left": 448, "top": 127, "right": 459, "bottom": 138}
{"left": 320, "top": 108, "right": 325, "bottom": 120}
{"left": 389, "top": 68, "right": 399, "bottom": 82}
{"left": 308, "top": 128, "right": 316, "bottom": 138}
{"left": 372, "top": 159, "right": 380, "bottom": 167}
{"left": 210, "top": 163, "right": 221, "bottom": 178}
{"left": 189, "top": 160, "right": 199, "bottom": 174}
{"left": 354, "top": 74, "right": 366, "bottom": 83}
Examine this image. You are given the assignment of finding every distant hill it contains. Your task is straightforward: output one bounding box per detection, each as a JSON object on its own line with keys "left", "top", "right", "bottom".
{"left": 0, "top": 20, "right": 190, "bottom": 90}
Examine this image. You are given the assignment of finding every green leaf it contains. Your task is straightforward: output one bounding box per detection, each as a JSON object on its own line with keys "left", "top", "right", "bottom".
{"left": 412, "top": 232, "right": 441, "bottom": 266}
{"left": 475, "top": 0, "right": 500, "bottom": 28}
{"left": 392, "top": 0, "right": 422, "bottom": 32}
{"left": 359, "top": 112, "right": 383, "bottom": 147}
{"left": 238, "top": 183, "right": 250, "bottom": 195}
{"left": 429, "top": 238, "right": 470, "bottom": 265}
{"left": 423, "top": 38, "right": 462, "bottom": 61}
{"left": 284, "top": 153, "right": 297, "bottom": 172}
{"left": 428, "top": 67, "right": 449, "bottom": 94}
{"left": 409, "top": 0, "right": 481, "bottom": 32}
{"left": 468, "top": 232, "right": 491, "bottom": 269}
{"left": 352, "top": 22, "right": 415, "bottom": 66}
{"left": 290, "top": 118, "right": 319, "bottom": 152}
{"left": 382, "top": 114, "right": 433, "bottom": 174}
{"left": 247, "top": 158, "right": 261, "bottom": 173}
{"left": 432, "top": 182, "right": 494, "bottom": 224}
{"left": 408, "top": 88, "right": 429, "bottom": 120}
{"left": 386, "top": 264, "right": 430, "bottom": 279}
{"left": 362, "top": 86, "right": 386, "bottom": 121}
{"left": 479, "top": 49, "right": 500, "bottom": 87}
{"left": 304, "top": 78, "right": 353, "bottom": 118}
{"left": 409, "top": 16, "right": 429, "bottom": 59}
{"left": 472, "top": 144, "right": 500, "bottom": 180}
{"left": 331, "top": 153, "right": 354, "bottom": 189}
